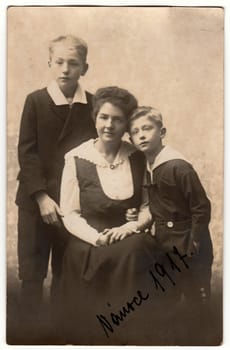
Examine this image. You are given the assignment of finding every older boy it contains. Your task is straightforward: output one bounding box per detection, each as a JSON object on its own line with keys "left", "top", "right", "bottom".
{"left": 16, "top": 35, "right": 97, "bottom": 317}
{"left": 129, "top": 106, "right": 213, "bottom": 304}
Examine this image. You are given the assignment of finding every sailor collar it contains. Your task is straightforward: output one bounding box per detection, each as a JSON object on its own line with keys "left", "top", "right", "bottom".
{"left": 146, "top": 145, "right": 188, "bottom": 173}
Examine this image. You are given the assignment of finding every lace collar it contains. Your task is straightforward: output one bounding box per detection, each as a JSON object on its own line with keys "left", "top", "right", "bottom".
{"left": 65, "top": 139, "right": 136, "bottom": 167}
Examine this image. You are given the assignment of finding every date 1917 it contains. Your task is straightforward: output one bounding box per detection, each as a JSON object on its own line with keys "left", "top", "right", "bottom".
{"left": 149, "top": 245, "right": 191, "bottom": 292}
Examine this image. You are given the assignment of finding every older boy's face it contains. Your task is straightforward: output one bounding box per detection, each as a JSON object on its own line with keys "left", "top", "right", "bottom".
{"left": 49, "top": 42, "right": 88, "bottom": 96}
{"left": 130, "top": 116, "right": 163, "bottom": 154}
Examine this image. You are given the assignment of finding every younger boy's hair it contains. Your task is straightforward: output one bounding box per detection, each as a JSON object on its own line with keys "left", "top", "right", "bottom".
{"left": 92, "top": 86, "right": 138, "bottom": 122}
{"left": 49, "top": 35, "right": 88, "bottom": 62}
{"left": 129, "top": 106, "right": 163, "bottom": 128}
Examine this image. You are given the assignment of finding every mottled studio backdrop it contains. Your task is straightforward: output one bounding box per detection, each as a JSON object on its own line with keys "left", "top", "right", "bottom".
{"left": 7, "top": 6, "right": 223, "bottom": 298}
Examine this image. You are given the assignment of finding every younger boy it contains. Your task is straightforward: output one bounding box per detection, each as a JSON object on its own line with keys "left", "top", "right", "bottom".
{"left": 16, "top": 35, "right": 97, "bottom": 319}
{"left": 129, "top": 106, "right": 213, "bottom": 304}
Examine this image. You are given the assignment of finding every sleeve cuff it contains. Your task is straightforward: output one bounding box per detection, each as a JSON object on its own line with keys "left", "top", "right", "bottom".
{"left": 62, "top": 212, "right": 99, "bottom": 246}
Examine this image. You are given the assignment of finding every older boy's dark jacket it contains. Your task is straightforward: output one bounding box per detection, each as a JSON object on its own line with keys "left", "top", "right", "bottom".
{"left": 145, "top": 146, "right": 213, "bottom": 259}
{"left": 16, "top": 87, "right": 97, "bottom": 211}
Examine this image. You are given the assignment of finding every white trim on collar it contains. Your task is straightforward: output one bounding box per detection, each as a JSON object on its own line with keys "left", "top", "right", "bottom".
{"left": 47, "top": 80, "right": 87, "bottom": 106}
{"left": 147, "top": 145, "right": 188, "bottom": 173}
{"left": 65, "top": 139, "right": 136, "bottom": 168}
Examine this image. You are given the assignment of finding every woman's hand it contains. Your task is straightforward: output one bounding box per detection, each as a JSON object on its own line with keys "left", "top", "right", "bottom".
{"left": 101, "top": 223, "right": 140, "bottom": 245}
{"left": 95, "top": 229, "right": 110, "bottom": 246}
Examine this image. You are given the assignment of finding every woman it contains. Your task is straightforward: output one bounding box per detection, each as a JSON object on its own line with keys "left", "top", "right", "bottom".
{"left": 59, "top": 87, "right": 156, "bottom": 345}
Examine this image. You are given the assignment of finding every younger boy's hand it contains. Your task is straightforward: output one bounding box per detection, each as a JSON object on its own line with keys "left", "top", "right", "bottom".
{"left": 193, "top": 240, "right": 200, "bottom": 255}
{"left": 126, "top": 208, "right": 138, "bottom": 222}
{"left": 187, "top": 239, "right": 200, "bottom": 257}
{"left": 35, "top": 192, "right": 63, "bottom": 225}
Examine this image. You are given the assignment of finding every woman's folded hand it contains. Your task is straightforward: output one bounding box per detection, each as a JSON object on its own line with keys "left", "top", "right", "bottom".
{"left": 95, "top": 229, "right": 110, "bottom": 246}
{"left": 96, "top": 222, "right": 140, "bottom": 245}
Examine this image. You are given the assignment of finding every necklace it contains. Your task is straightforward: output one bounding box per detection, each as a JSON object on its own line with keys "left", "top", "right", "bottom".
{"left": 109, "top": 163, "right": 117, "bottom": 170}
{"left": 94, "top": 138, "right": 120, "bottom": 166}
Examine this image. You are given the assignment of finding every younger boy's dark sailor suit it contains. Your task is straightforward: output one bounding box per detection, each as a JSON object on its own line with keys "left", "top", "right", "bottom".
{"left": 145, "top": 145, "right": 213, "bottom": 299}
{"left": 16, "top": 80, "right": 97, "bottom": 292}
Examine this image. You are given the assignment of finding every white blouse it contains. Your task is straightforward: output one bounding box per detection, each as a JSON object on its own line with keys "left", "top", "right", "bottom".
{"left": 60, "top": 139, "right": 151, "bottom": 246}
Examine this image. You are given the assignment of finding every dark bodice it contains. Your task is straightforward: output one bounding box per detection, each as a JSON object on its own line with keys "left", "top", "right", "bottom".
{"left": 74, "top": 151, "right": 145, "bottom": 232}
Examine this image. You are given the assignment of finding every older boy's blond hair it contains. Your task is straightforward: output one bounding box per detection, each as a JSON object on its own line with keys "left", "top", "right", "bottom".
{"left": 129, "top": 106, "right": 163, "bottom": 128}
{"left": 49, "top": 35, "right": 88, "bottom": 62}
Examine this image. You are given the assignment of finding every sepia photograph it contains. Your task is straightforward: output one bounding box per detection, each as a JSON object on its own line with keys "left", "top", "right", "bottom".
{"left": 6, "top": 5, "right": 223, "bottom": 346}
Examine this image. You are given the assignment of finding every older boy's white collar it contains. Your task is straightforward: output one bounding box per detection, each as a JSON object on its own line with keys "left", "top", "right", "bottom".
{"left": 47, "top": 80, "right": 87, "bottom": 105}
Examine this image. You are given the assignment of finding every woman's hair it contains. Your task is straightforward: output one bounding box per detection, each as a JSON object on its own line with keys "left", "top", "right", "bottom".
{"left": 129, "top": 106, "right": 163, "bottom": 128}
{"left": 92, "top": 86, "right": 138, "bottom": 121}
{"left": 49, "top": 35, "right": 88, "bottom": 62}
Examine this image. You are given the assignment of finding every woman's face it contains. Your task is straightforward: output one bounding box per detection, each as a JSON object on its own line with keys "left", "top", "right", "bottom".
{"left": 95, "top": 102, "right": 128, "bottom": 145}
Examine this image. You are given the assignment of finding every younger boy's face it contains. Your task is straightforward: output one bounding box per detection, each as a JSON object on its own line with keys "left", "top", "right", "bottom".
{"left": 49, "top": 42, "right": 88, "bottom": 96}
{"left": 130, "top": 115, "right": 163, "bottom": 154}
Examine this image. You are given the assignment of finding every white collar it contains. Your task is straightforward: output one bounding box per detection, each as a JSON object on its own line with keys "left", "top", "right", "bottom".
{"left": 47, "top": 80, "right": 87, "bottom": 106}
{"left": 147, "top": 145, "right": 188, "bottom": 172}
{"left": 65, "top": 139, "right": 136, "bottom": 168}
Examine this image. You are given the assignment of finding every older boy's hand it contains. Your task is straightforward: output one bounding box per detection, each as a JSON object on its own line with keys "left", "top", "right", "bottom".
{"left": 35, "top": 192, "right": 63, "bottom": 225}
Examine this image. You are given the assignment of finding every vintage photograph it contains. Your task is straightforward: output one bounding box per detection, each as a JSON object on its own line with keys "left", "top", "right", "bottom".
{"left": 7, "top": 6, "right": 223, "bottom": 345}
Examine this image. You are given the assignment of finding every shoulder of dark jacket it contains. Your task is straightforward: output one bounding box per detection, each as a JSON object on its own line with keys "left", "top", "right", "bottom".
{"left": 85, "top": 91, "right": 93, "bottom": 105}
{"left": 130, "top": 149, "right": 146, "bottom": 164}
{"left": 163, "top": 158, "right": 193, "bottom": 170}
{"left": 25, "top": 87, "right": 49, "bottom": 101}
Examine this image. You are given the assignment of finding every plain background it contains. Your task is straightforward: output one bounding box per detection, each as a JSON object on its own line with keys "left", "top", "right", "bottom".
{"left": 1, "top": 1, "right": 228, "bottom": 348}
{"left": 7, "top": 4, "right": 223, "bottom": 294}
